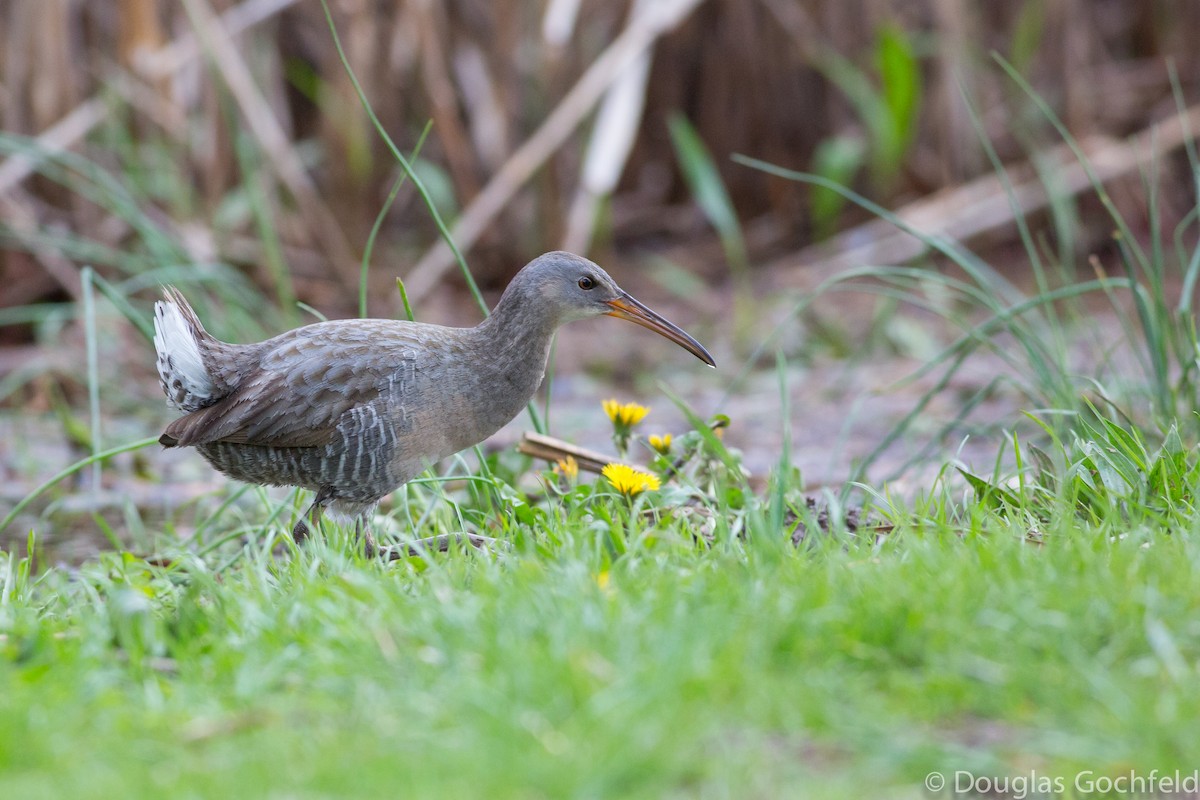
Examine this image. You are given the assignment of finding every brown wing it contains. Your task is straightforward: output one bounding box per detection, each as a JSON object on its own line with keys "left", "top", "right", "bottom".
{"left": 162, "top": 321, "right": 427, "bottom": 449}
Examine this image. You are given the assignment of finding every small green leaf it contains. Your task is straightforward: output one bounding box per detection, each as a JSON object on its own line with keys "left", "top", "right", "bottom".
{"left": 1027, "top": 444, "right": 1058, "bottom": 493}
{"left": 810, "top": 135, "right": 866, "bottom": 238}
{"left": 874, "top": 24, "right": 921, "bottom": 180}
{"left": 667, "top": 113, "right": 747, "bottom": 277}
{"left": 957, "top": 468, "right": 1021, "bottom": 513}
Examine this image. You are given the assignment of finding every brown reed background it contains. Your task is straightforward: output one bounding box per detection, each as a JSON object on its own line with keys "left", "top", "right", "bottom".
{"left": 1, "top": 0, "right": 1198, "bottom": 323}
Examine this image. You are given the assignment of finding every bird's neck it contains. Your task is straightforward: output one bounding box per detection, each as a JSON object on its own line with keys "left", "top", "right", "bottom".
{"left": 455, "top": 295, "right": 561, "bottom": 444}
{"left": 474, "top": 295, "right": 559, "bottom": 375}
{"left": 438, "top": 303, "right": 552, "bottom": 446}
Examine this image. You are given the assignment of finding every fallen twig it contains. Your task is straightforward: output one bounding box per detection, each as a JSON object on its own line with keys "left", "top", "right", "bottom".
{"left": 517, "top": 431, "right": 625, "bottom": 474}
{"left": 382, "top": 532, "right": 503, "bottom": 560}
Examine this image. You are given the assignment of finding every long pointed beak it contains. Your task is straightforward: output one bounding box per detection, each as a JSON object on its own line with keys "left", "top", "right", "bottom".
{"left": 605, "top": 293, "right": 716, "bottom": 367}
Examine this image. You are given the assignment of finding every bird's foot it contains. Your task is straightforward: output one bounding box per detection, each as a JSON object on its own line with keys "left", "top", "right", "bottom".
{"left": 293, "top": 488, "right": 333, "bottom": 546}
{"left": 291, "top": 516, "right": 312, "bottom": 545}
{"left": 379, "top": 533, "right": 504, "bottom": 561}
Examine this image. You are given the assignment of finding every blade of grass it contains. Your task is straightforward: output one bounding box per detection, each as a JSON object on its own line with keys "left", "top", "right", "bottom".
{"left": 81, "top": 267, "right": 103, "bottom": 494}
{"left": 395, "top": 279, "right": 416, "bottom": 323}
{"left": 993, "top": 53, "right": 1151, "bottom": 275}
{"left": 316, "top": 0, "right": 486, "bottom": 315}
{"left": 91, "top": 272, "right": 155, "bottom": 342}
{"left": 0, "top": 134, "right": 185, "bottom": 267}
{"left": 667, "top": 113, "right": 748, "bottom": 281}
{"left": 361, "top": 121, "right": 433, "bottom": 318}
{"left": 732, "top": 153, "right": 1025, "bottom": 304}
{"left": 234, "top": 129, "right": 296, "bottom": 325}
{"left": 768, "top": 351, "right": 791, "bottom": 538}
{"left": 0, "top": 437, "right": 160, "bottom": 534}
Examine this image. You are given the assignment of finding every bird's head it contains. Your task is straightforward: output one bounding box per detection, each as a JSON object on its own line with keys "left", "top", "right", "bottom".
{"left": 507, "top": 251, "right": 715, "bottom": 367}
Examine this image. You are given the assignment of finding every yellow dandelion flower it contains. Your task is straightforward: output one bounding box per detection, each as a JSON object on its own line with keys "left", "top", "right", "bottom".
{"left": 648, "top": 433, "right": 672, "bottom": 454}
{"left": 596, "top": 570, "right": 611, "bottom": 590}
{"left": 553, "top": 455, "right": 579, "bottom": 481}
{"left": 602, "top": 399, "right": 650, "bottom": 427}
{"left": 602, "top": 463, "right": 661, "bottom": 495}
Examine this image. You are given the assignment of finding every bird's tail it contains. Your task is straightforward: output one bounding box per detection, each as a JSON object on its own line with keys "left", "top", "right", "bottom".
{"left": 154, "top": 287, "right": 219, "bottom": 413}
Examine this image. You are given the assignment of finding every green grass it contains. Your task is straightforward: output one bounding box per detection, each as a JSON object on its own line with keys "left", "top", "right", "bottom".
{"left": 4, "top": 473, "right": 1200, "bottom": 797}
{"left": 6, "top": 408, "right": 1200, "bottom": 796}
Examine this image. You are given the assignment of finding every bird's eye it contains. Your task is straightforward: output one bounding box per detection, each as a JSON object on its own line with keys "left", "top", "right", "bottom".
{"left": 578, "top": 276, "right": 596, "bottom": 290}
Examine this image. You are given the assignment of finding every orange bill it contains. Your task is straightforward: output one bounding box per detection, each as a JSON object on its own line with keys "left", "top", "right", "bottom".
{"left": 605, "top": 293, "right": 715, "bottom": 367}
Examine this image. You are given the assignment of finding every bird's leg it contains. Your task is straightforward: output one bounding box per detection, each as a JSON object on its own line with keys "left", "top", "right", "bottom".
{"left": 292, "top": 487, "right": 333, "bottom": 546}
{"left": 356, "top": 517, "right": 378, "bottom": 559}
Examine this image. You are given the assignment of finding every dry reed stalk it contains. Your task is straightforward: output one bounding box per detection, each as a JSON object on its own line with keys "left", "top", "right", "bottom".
{"left": 542, "top": 0, "right": 583, "bottom": 48}
{"left": 178, "top": 0, "right": 359, "bottom": 292}
{"left": 402, "top": 0, "right": 708, "bottom": 303}
{"left": 0, "top": 0, "right": 300, "bottom": 199}
{"left": 1, "top": 0, "right": 1198, "bottom": 317}
{"left": 928, "top": 0, "right": 981, "bottom": 182}
{"left": 118, "top": 0, "right": 167, "bottom": 98}
{"left": 105, "top": 68, "right": 189, "bottom": 137}
{"left": 413, "top": 0, "right": 481, "bottom": 203}
{"left": 139, "top": 0, "right": 301, "bottom": 79}
{"left": 561, "top": 0, "right": 657, "bottom": 254}
{"left": 0, "top": 191, "right": 84, "bottom": 300}
{"left": 768, "top": 102, "right": 1200, "bottom": 282}
{"left": 452, "top": 42, "right": 508, "bottom": 173}
{"left": 0, "top": 100, "right": 107, "bottom": 197}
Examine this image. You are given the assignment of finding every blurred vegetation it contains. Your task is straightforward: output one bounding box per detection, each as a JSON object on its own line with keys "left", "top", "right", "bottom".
{"left": 1, "top": 0, "right": 1198, "bottom": 326}
{"left": 3, "top": 0, "right": 1200, "bottom": 522}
